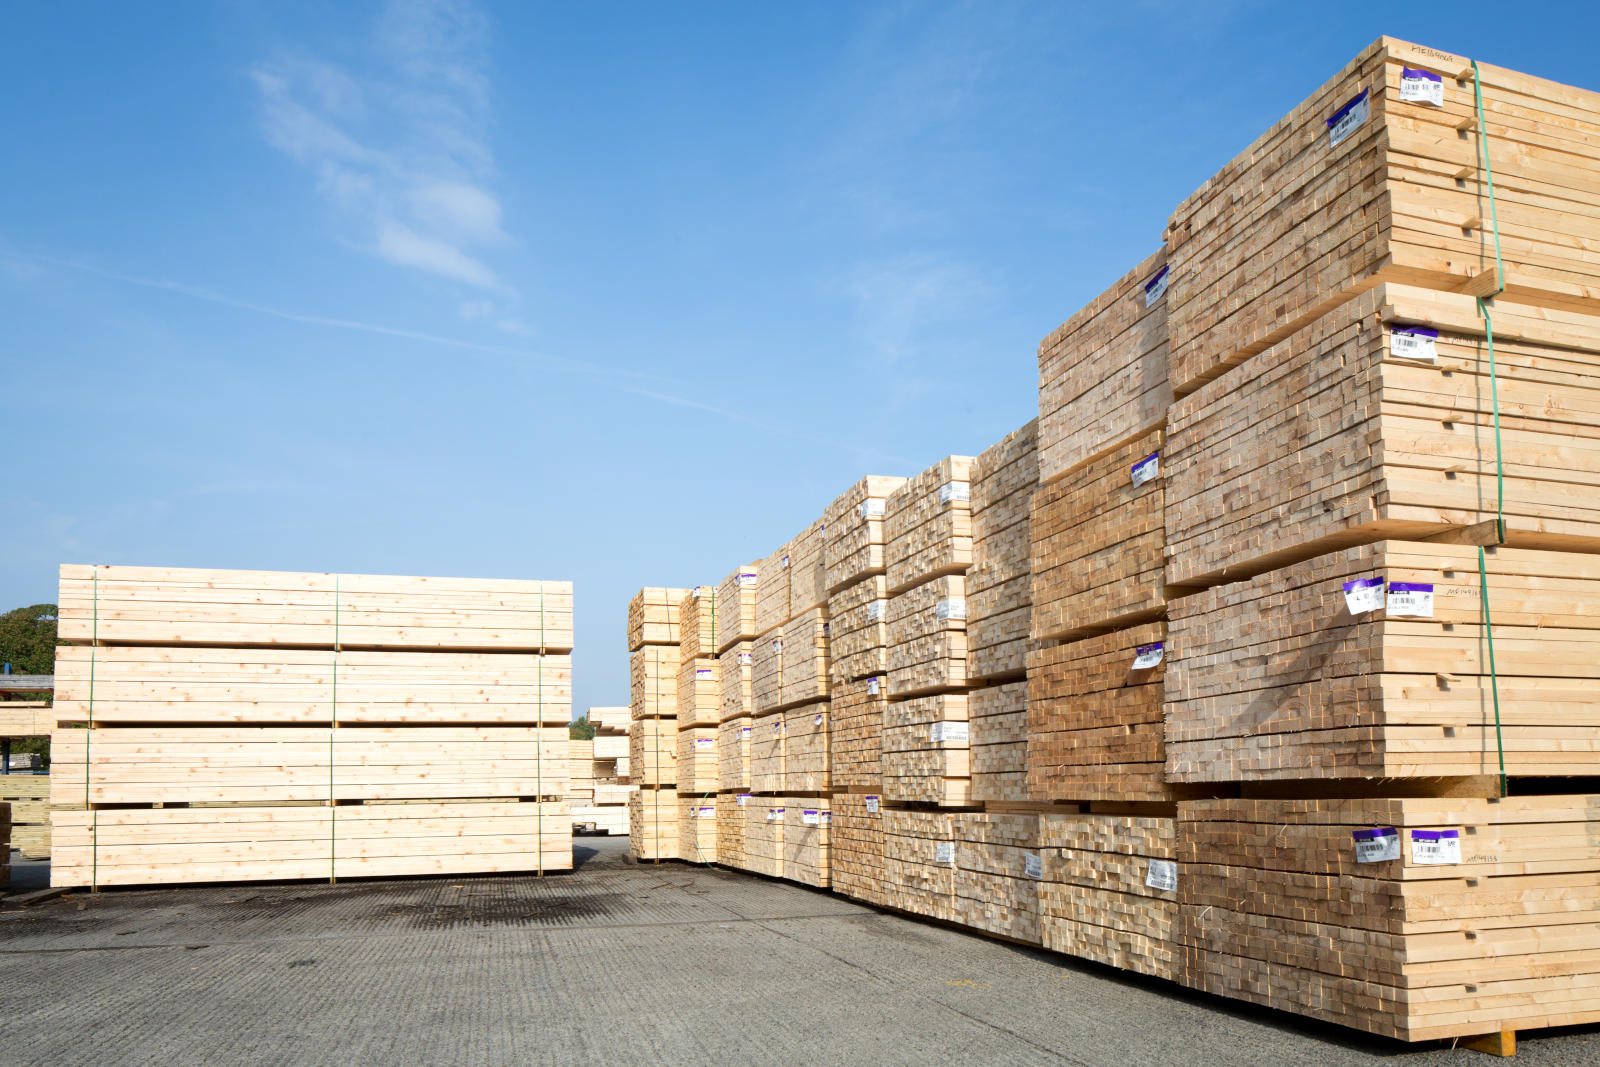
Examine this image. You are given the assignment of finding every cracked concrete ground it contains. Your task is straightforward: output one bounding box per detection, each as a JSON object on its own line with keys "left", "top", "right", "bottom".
{"left": 2, "top": 837, "right": 1595, "bottom": 1066}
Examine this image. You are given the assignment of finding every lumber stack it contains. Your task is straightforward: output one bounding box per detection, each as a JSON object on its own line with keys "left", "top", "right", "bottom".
{"left": 0, "top": 802, "right": 8, "bottom": 887}
{"left": 883, "top": 458, "right": 975, "bottom": 806}
{"left": 1179, "top": 796, "right": 1600, "bottom": 1041}
{"left": 568, "top": 739, "right": 594, "bottom": 807}
{"left": 678, "top": 585, "right": 719, "bottom": 663}
{"left": 749, "top": 713, "right": 785, "bottom": 793}
{"left": 829, "top": 676, "right": 886, "bottom": 791}
{"left": 674, "top": 725, "right": 719, "bottom": 793}
{"left": 628, "top": 588, "right": 682, "bottom": 652}
{"left": 628, "top": 788, "right": 678, "bottom": 861}
{"left": 881, "top": 808, "right": 956, "bottom": 922}
{"left": 715, "top": 566, "right": 761, "bottom": 653}
{"left": 969, "top": 421, "right": 1039, "bottom": 684}
{"left": 783, "top": 703, "right": 830, "bottom": 794}
{"left": 756, "top": 544, "right": 791, "bottom": 635}
{"left": 0, "top": 774, "right": 51, "bottom": 858}
{"left": 717, "top": 717, "right": 751, "bottom": 792}
{"left": 676, "top": 593, "right": 721, "bottom": 729}
{"left": 830, "top": 792, "right": 885, "bottom": 906}
{"left": 716, "top": 792, "right": 747, "bottom": 868}
{"left": 824, "top": 476, "right": 907, "bottom": 594}
{"left": 1039, "top": 814, "right": 1179, "bottom": 980}
{"left": 969, "top": 682, "right": 1027, "bottom": 804}
{"left": 743, "top": 796, "right": 785, "bottom": 877}
{"left": 952, "top": 812, "right": 1043, "bottom": 944}
{"left": 783, "top": 798, "right": 832, "bottom": 887}
{"left": 788, "top": 521, "right": 827, "bottom": 618}
{"left": 51, "top": 564, "right": 572, "bottom": 888}
{"left": 751, "top": 629, "right": 784, "bottom": 716}
{"left": 827, "top": 575, "right": 890, "bottom": 689}
{"left": 573, "top": 706, "right": 632, "bottom": 835}
{"left": 779, "top": 608, "right": 829, "bottom": 709}
{"left": 678, "top": 795, "right": 717, "bottom": 863}
{"left": 629, "top": 717, "right": 678, "bottom": 788}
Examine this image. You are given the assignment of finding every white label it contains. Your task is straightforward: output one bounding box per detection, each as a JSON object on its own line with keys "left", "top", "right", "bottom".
{"left": 773, "top": 720, "right": 783, "bottom": 734}
{"left": 859, "top": 498, "right": 886, "bottom": 519}
{"left": 867, "top": 678, "right": 881, "bottom": 696}
{"left": 781, "top": 555, "right": 790, "bottom": 569}
{"left": 935, "top": 842, "right": 956, "bottom": 864}
{"left": 1390, "top": 326, "right": 1438, "bottom": 361}
{"left": 1353, "top": 827, "right": 1401, "bottom": 863}
{"left": 772, "top": 638, "right": 783, "bottom": 653}
{"left": 1143, "top": 265, "right": 1170, "bottom": 307}
{"left": 865, "top": 795, "right": 879, "bottom": 813}
{"left": 691, "top": 586, "right": 707, "bottom": 599}
{"left": 935, "top": 597, "right": 967, "bottom": 622}
{"left": 1386, "top": 582, "right": 1435, "bottom": 618}
{"left": 819, "top": 811, "right": 831, "bottom": 827}
{"left": 1132, "top": 642, "right": 1164, "bottom": 670}
{"left": 737, "top": 794, "right": 750, "bottom": 806}
{"left": 738, "top": 652, "right": 753, "bottom": 666}
{"left": 1145, "top": 859, "right": 1178, "bottom": 892}
{"left": 1399, "top": 67, "right": 1444, "bottom": 106}
{"left": 686, "top": 806, "right": 698, "bottom": 819}
{"left": 695, "top": 737, "right": 714, "bottom": 749}
{"left": 1411, "top": 829, "right": 1462, "bottom": 865}
{"left": 741, "top": 726, "right": 751, "bottom": 739}
{"left": 1327, "top": 88, "right": 1370, "bottom": 147}
{"left": 696, "top": 667, "right": 714, "bottom": 680}
{"left": 765, "top": 809, "right": 777, "bottom": 821}
{"left": 930, "top": 721, "right": 970, "bottom": 744}
{"left": 938, "top": 481, "right": 970, "bottom": 504}
{"left": 802, "top": 809, "right": 820, "bottom": 826}
{"left": 699, "top": 807, "right": 714, "bottom": 818}
{"left": 738, "top": 572, "right": 758, "bottom": 586}
{"left": 1024, "top": 852, "right": 1042, "bottom": 879}
{"left": 1130, "top": 452, "right": 1160, "bottom": 487}
{"left": 867, "top": 599, "right": 886, "bottom": 621}
{"left": 1343, "top": 577, "right": 1385, "bottom": 615}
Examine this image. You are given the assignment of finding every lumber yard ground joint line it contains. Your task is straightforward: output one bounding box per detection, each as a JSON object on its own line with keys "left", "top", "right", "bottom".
{"left": 1470, "top": 58, "right": 1508, "bottom": 799}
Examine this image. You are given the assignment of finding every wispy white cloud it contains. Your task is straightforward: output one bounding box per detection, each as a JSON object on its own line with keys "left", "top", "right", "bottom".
{"left": 251, "top": 0, "right": 519, "bottom": 320}
{"left": 848, "top": 251, "right": 994, "bottom": 364}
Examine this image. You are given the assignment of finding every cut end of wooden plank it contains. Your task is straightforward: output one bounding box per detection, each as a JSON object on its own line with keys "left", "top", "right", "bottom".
{"left": 1421, "top": 518, "right": 1506, "bottom": 547}
{"left": 1459, "top": 1029, "right": 1516, "bottom": 1057}
{"left": 1456, "top": 268, "right": 1504, "bottom": 301}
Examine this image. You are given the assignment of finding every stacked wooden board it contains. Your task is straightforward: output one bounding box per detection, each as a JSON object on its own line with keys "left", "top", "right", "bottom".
{"left": 629, "top": 588, "right": 686, "bottom": 862}
{"left": 0, "top": 774, "right": 51, "bottom": 859}
{"left": 620, "top": 39, "right": 1600, "bottom": 1048}
{"left": 571, "top": 705, "right": 632, "bottom": 835}
{"left": 0, "top": 801, "right": 9, "bottom": 887}
{"left": 52, "top": 564, "right": 573, "bottom": 887}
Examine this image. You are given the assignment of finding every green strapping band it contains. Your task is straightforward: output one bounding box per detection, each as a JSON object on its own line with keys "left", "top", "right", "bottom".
{"left": 1470, "top": 59, "right": 1508, "bottom": 798}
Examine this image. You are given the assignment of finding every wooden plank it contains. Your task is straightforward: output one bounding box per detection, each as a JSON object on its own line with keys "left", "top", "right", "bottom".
{"left": 970, "top": 420, "right": 1040, "bottom": 682}
{"left": 714, "top": 566, "right": 761, "bottom": 654}
{"left": 824, "top": 476, "right": 909, "bottom": 593}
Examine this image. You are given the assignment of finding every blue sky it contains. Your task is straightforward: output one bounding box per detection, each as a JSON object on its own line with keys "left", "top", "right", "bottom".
{"left": 3, "top": 1, "right": 1595, "bottom": 713}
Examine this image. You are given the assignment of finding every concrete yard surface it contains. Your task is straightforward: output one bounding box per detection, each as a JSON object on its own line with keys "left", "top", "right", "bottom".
{"left": 2, "top": 837, "right": 1596, "bottom": 1066}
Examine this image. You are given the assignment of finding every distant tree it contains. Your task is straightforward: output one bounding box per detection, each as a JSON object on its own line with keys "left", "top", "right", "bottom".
{"left": 569, "top": 716, "right": 596, "bottom": 741}
{"left": 1, "top": 603, "right": 57, "bottom": 763}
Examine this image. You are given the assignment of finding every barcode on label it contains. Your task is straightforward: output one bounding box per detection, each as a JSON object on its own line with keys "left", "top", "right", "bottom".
{"left": 1144, "top": 265, "right": 1170, "bottom": 306}
{"left": 938, "top": 481, "right": 970, "bottom": 504}
{"left": 866, "top": 678, "right": 881, "bottom": 696}
{"left": 1386, "top": 582, "right": 1435, "bottom": 618}
{"left": 1399, "top": 67, "right": 1444, "bottom": 105}
{"left": 1390, "top": 326, "right": 1438, "bottom": 361}
{"left": 1327, "top": 88, "right": 1370, "bottom": 147}
{"left": 1024, "top": 852, "right": 1043, "bottom": 879}
{"left": 1353, "top": 827, "right": 1401, "bottom": 863}
{"left": 1411, "top": 829, "right": 1462, "bottom": 865}
{"left": 1132, "top": 642, "right": 1164, "bottom": 670}
{"left": 859, "top": 498, "right": 886, "bottom": 519}
{"left": 865, "top": 796, "right": 879, "bottom": 813}
{"left": 1145, "top": 859, "right": 1178, "bottom": 892}
{"left": 1130, "top": 452, "right": 1160, "bottom": 487}
{"left": 935, "top": 842, "right": 955, "bottom": 864}
{"left": 935, "top": 597, "right": 967, "bottom": 622}
{"left": 1343, "top": 577, "right": 1385, "bottom": 615}
{"left": 739, "top": 572, "right": 758, "bottom": 586}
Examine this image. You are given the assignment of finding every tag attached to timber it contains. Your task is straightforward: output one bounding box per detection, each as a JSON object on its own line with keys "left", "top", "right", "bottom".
{"left": 1410, "top": 829, "right": 1462, "bottom": 864}
{"left": 814, "top": 713, "right": 824, "bottom": 726}
{"left": 867, "top": 599, "right": 886, "bottom": 621}
{"left": 696, "top": 667, "right": 713, "bottom": 680}
{"left": 738, "top": 651, "right": 753, "bottom": 666}
{"left": 1399, "top": 67, "right": 1444, "bottom": 105}
{"left": 935, "top": 597, "right": 967, "bottom": 622}
{"left": 802, "top": 809, "right": 820, "bottom": 826}
{"left": 1386, "top": 582, "right": 1435, "bottom": 618}
{"left": 1132, "top": 642, "right": 1164, "bottom": 670}
{"left": 736, "top": 793, "right": 751, "bottom": 806}
{"left": 1144, "top": 859, "right": 1178, "bottom": 892}
{"left": 865, "top": 795, "right": 880, "bottom": 813}
{"left": 699, "top": 807, "right": 715, "bottom": 819}
{"left": 1327, "top": 88, "right": 1370, "bottom": 147}
{"left": 1024, "top": 853, "right": 1043, "bottom": 879}
{"left": 867, "top": 677, "right": 881, "bottom": 696}
{"left": 938, "top": 481, "right": 970, "bottom": 504}
{"left": 695, "top": 737, "right": 714, "bottom": 749}
{"left": 1353, "top": 827, "right": 1401, "bottom": 862}
{"left": 1130, "top": 452, "right": 1160, "bottom": 487}
{"left": 859, "top": 498, "right": 886, "bottom": 519}
{"left": 1343, "top": 577, "right": 1385, "bottom": 615}
{"left": 738, "top": 571, "right": 758, "bottom": 586}
{"left": 1390, "top": 325, "right": 1438, "bottom": 361}
{"left": 935, "top": 842, "right": 956, "bottom": 864}
{"left": 1144, "top": 265, "right": 1170, "bottom": 307}
{"left": 781, "top": 555, "right": 790, "bottom": 569}
{"left": 741, "top": 726, "right": 751, "bottom": 739}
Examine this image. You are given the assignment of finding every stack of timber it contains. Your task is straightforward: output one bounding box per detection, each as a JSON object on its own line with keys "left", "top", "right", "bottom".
{"left": 744, "top": 796, "right": 785, "bottom": 877}
{"left": 749, "top": 712, "right": 786, "bottom": 794}
{"left": 0, "top": 775, "right": 51, "bottom": 859}
{"left": 1164, "top": 38, "right": 1600, "bottom": 397}
{"left": 830, "top": 792, "right": 885, "bottom": 905}
{"left": 969, "top": 682, "right": 1028, "bottom": 804}
{"left": 678, "top": 794, "right": 718, "bottom": 863}
{"left": 827, "top": 575, "right": 890, "bottom": 689}
{"left": 751, "top": 628, "right": 784, "bottom": 716}
{"left": 783, "top": 703, "right": 830, "bottom": 794}
{"left": 881, "top": 808, "right": 956, "bottom": 922}
{"left": 823, "top": 476, "right": 907, "bottom": 595}
{"left": 1039, "top": 813, "right": 1179, "bottom": 980}
{"left": 952, "top": 812, "right": 1043, "bottom": 944}
{"left": 883, "top": 458, "right": 976, "bottom": 808}
{"left": 1166, "top": 542, "right": 1600, "bottom": 781}
{"left": 0, "top": 802, "right": 8, "bottom": 887}
{"left": 575, "top": 705, "right": 632, "bottom": 835}
{"left": 628, "top": 587, "right": 685, "bottom": 856}
{"left": 829, "top": 676, "right": 886, "bottom": 791}
{"left": 675, "top": 587, "right": 720, "bottom": 795}
{"left": 1164, "top": 284, "right": 1600, "bottom": 589}
{"left": 788, "top": 521, "right": 828, "bottom": 618}
{"left": 717, "top": 717, "right": 751, "bottom": 792}
{"left": 1179, "top": 796, "right": 1600, "bottom": 1041}
{"left": 568, "top": 738, "right": 595, "bottom": 816}
{"left": 628, "top": 788, "right": 678, "bottom": 861}
{"left": 716, "top": 791, "right": 747, "bottom": 868}
{"left": 675, "top": 724, "right": 719, "bottom": 794}
{"left": 678, "top": 585, "right": 719, "bottom": 664}
{"left": 51, "top": 564, "right": 572, "bottom": 888}
{"left": 968, "top": 421, "right": 1040, "bottom": 684}
{"left": 755, "top": 544, "right": 791, "bottom": 636}
{"left": 779, "top": 608, "right": 829, "bottom": 709}
{"left": 783, "top": 798, "right": 832, "bottom": 887}
{"left": 714, "top": 566, "right": 761, "bottom": 655}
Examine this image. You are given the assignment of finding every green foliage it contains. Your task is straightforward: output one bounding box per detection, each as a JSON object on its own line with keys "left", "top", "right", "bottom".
{"left": 569, "top": 716, "right": 596, "bottom": 741}
{"left": 0, "top": 603, "right": 57, "bottom": 675}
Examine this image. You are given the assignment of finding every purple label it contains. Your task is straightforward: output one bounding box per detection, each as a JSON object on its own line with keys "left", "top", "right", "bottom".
{"left": 1402, "top": 67, "right": 1443, "bottom": 83}
{"left": 1344, "top": 577, "right": 1383, "bottom": 591}
{"left": 1387, "top": 582, "right": 1434, "bottom": 594}
{"left": 1352, "top": 827, "right": 1397, "bottom": 841}
{"left": 1144, "top": 265, "right": 1169, "bottom": 293}
{"left": 1327, "top": 88, "right": 1370, "bottom": 127}
{"left": 1410, "top": 829, "right": 1458, "bottom": 842}
{"left": 1392, "top": 325, "right": 1438, "bottom": 337}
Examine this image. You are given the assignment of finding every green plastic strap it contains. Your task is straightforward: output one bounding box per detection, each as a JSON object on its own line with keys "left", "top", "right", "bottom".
{"left": 1471, "top": 59, "right": 1508, "bottom": 798}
